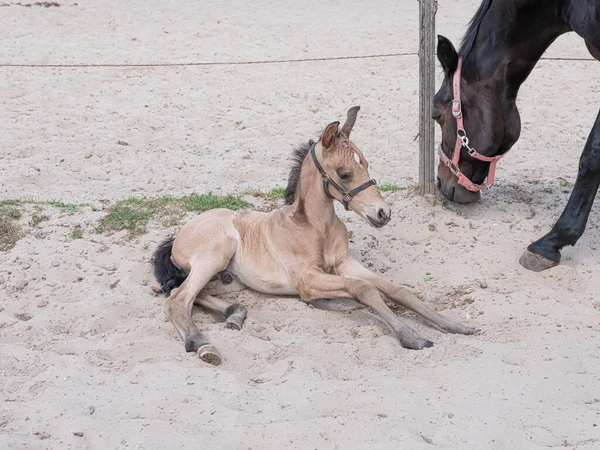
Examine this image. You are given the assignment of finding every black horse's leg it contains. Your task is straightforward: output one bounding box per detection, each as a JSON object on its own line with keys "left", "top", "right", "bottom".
{"left": 585, "top": 40, "right": 600, "bottom": 60}
{"left": 520, "top": 109, "right": 600, "bottom": 271}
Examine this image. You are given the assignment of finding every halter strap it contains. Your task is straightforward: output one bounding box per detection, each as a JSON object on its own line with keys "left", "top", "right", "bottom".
{"left": 310, "top": 141, "right": 377, "bottom": 211}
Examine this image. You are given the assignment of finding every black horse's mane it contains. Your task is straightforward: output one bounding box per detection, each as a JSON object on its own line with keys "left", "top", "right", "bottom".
{"left": 458, "top": 0, "right": 494, "bottom": 58}
{"left": 283, "top": 139, "right": 314, "bottom": 205}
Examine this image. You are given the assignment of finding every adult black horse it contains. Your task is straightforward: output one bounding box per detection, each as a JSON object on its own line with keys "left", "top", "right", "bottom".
{"left": 433, "top": 0, "right": 599, "bottom": 271}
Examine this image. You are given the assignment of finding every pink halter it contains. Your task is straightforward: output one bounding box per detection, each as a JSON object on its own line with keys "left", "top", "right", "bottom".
{"left": 438, "top": 58, "right": 510, "bottom": 192}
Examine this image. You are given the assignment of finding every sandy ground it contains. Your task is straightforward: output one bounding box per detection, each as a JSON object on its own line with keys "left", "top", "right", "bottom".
{"left": 1, "top": 1, "right": 600, "bottom": 449}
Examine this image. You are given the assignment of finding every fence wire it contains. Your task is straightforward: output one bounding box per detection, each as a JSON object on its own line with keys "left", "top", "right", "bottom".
{"left": 0, "top": 53, "right": 595, "bottom": 68}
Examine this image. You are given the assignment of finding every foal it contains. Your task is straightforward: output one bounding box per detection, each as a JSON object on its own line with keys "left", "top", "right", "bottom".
{"left": 152, "top": 107, "right": 478, "bottom": 365}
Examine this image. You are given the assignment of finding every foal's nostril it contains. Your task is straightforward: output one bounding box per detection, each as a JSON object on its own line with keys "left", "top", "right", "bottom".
{"left": 377, "top": 209, "right": 388, "bottom": 222}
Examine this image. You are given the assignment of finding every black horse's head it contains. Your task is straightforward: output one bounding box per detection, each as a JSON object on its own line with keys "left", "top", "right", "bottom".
{"left": 432, "top": 35, "right": 522, "bottom": 204}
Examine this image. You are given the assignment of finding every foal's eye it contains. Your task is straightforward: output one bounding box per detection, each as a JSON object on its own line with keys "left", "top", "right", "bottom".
{"left": 338, "top": 172, "right": 351, "bottom": 182}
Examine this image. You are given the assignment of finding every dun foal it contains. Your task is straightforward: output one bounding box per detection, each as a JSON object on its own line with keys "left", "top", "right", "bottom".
{"left": 152, "top": 107, "right": 478, "bottom": 365}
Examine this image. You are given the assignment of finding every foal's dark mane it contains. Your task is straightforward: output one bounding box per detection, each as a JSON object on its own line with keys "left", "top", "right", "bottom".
{"left": 458, "top": 0, "right": 494, "bottom": 58}
{"left": 283, "top": 139, "right": 314, "bottom": 205}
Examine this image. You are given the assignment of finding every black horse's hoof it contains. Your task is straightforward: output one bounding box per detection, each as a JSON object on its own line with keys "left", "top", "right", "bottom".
{"left": 519, "top": 250, "right": 559, "bottom": 272}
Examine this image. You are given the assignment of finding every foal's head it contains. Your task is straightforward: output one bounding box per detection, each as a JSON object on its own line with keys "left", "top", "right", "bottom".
{"left": 286, "top": 106, "right": 391, "bottom": 228}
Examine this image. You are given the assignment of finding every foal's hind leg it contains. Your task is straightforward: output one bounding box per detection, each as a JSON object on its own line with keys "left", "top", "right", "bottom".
{"left": 337, "top": 257, "right": 479, "bottom": 336}
{"left": 204, "top": 276, "right": 248, "bottom": 296}
{"left": 195, "top": 293, "right": 248, "bottom": 330}
{"left": 210, "top": 270, "right": 234, "bottom": 285}
{"left": 166, "top": 266, "right": 225, "bottom": 365}
{"left": 165, "top": 242, "right": 236, "bottom": 364}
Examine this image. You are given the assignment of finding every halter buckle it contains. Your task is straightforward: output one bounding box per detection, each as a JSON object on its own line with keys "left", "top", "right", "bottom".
{"left": 449, "top": 162, "right": 460, "bottom": 175}
{"left": 452, "top": 100, "right": 462, "bottom": 118}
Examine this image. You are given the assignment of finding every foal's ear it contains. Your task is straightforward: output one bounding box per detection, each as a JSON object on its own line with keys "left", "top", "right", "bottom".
{"left": 321, "top": 121, "right": 340, "bottom": 149}
{"left": 437, "top": 35, "right": 459, "bottom": 77}
{"left": 341, "top": 105, "right": 360, "bottom": 137}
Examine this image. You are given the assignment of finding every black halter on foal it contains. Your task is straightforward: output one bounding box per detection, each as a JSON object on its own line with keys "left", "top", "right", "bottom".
{"left": 309, "top": 140, "right": 377, "bottom": 211}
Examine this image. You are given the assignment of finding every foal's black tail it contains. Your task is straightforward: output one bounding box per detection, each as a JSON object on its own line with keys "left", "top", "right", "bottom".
{"left": 151, "top": 236, "right": 187, "bottom": 295}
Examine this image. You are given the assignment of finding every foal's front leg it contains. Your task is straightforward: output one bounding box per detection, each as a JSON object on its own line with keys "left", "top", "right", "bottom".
{"left": 295, "top": 270, "right": 433, "bottom": 350}
{"left": 520, "top": 109, "right": 600, "bottom": 271}
{"left": 337, "top": 258, "right": 479, "bottom": 335}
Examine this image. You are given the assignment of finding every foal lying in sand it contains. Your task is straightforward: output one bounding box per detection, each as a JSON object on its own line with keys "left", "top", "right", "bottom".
{"left": 152, "top": 106, "right": 478, "bottom": 365}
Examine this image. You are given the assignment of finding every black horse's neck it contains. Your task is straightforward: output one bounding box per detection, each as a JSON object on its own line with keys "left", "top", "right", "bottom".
{"left": 460, "top": 0, "right": 571, "bottom": 100}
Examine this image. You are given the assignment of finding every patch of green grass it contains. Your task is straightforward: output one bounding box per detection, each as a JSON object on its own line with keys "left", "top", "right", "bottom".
{"left": 0, "top": 208, "right": 22, "bottom": 251}
{"left": 46, "top": 201, "right": 77, "bottom": 213}
{"left": 0, "top": 200, "right": 22, "bottom": 207}
{"left": 29, "top": 213, "right": 49, "bottom": 227}
{"left": 245, "top": 187, "right": 286, "bottom": 201}
{"left": 1, "top": 199, "right": 28, "bottom": 207}
{"left": 0, "top": 199, "right": 76, "bottom": 212}
{"left": 97, "top": 193, "right": 250, "bottom": 236}
{"left": 558, "top": 177, "right": 572, "bottom": 188}
{"left": 378, "top": 184, "right": 402, "bottom": 192}
{"left": 97, "top": 204, "right": 154, "bottom": 236}
{"left": 183, "top": 193, "right": 249, "bottom": 211}
{"left": 378, "top": 183, "right": 416, "bottom": 192}
{"left": 2, "top": 207, "right": 22, "bottom": 220}
{"left": 543, "top": 187, "right": 554, "bottom": 194}
{"left": 46, "top": 200, "right": 68, "bottom": 208}
{"left": 71, "top": 226, "right": 83, "bottom": 240}
{"left": 270, "top": 187, "right": 286, "bottom": 198}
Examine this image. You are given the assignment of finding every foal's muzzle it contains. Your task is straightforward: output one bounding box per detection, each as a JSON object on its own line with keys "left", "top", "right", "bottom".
{"left": 366, "top": 205, "right": 391, "bottom": 228}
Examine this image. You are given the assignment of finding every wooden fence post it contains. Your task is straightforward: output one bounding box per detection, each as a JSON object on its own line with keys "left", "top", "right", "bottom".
{"left": 418, "top": 0, "right": 436, "bottom": 196}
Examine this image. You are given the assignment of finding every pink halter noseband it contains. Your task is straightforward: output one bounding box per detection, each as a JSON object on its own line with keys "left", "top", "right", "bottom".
{"left": 438, "top": 58, "right": 510, "bottom": 192}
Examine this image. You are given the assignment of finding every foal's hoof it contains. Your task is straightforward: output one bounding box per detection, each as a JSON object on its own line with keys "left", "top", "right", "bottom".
{"left": 219, "top": 271, "right": 234, "bottom": 285}
{"left": 185, "top": 336, "right": 206, "bottom": 353}
{"left": 519, "top": 250, "right": 559, "bottom": 272}
{"left": 456, "top": 325, "right": 480, "bottom": 335}
{"left": 225, "top": 315, "right": 244, "bottom": 330}
{"left": 197, "top": 345, "right": 222, "bottom": 366}
{"left": 402, "top": 338, "right": 434, "bottom": 350}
